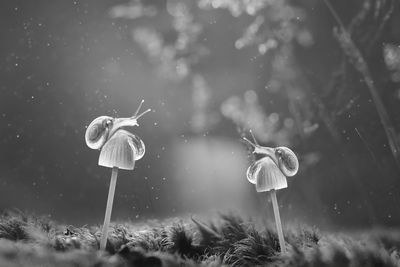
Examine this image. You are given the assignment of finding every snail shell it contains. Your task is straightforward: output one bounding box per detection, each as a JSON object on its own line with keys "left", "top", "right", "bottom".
{"left": 85, "top": 116, "right": 113, "bottom": 150}
{"left": 274, "top": 147, "right": 299, "bottom": 177}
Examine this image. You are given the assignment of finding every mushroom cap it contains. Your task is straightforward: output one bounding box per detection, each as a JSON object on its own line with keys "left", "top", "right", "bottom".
{"left": 246, "top": 157, "right": 287, "bottom": 192}
{"left": 98, "top": 130, "right": 145, "bottom": 170}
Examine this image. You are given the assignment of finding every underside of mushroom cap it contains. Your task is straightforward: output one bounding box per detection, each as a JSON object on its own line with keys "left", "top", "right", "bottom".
{"left": 247, "top": 157, "right": 287, "bottom": 192}
{"left": 98, "top": 130, "right": 145, "bottom": 170}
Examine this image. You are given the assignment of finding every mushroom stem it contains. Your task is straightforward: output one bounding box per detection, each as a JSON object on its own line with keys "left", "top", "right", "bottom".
{"left": 100, "top": 167, "right": 119, "bottom": 250}
{"left": 270, "top": 189, "right": 286, "bottom": 253}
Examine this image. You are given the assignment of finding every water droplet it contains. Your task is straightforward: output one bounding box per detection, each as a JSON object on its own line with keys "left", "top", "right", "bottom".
{"left": 246, "top": 158, "right": 265, "bottom": 184}
{"left": 129, "top": 134, "right": 145, "bottom": 160}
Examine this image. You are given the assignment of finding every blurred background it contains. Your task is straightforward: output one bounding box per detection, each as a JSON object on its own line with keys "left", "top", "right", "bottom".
{"left": 0, "top": 0, "right": 400, "bottom": 229}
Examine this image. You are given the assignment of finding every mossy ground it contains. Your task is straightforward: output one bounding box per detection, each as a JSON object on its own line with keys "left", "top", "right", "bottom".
{"left": 0, "top": 211, "right": 399, "bottom": 266}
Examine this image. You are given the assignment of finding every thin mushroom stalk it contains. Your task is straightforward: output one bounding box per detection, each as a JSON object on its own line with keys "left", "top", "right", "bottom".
{"left": 270, "top": 189, "right": 286, "bottom": 253}
{"left": 243, "top": 131, "right": 299, "bottom": 253}
{"left": 100, "top": 167, "right": 118, "bottom": 251}
{"left": 85, "top": 100, "right": 151, "bottom": 251}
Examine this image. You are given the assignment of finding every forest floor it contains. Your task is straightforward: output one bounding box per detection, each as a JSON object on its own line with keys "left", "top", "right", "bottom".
{"left": 0, "top": 211, "right": 399, "bottom": 267}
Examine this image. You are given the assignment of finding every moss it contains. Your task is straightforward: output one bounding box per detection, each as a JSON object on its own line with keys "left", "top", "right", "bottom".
{"left": 0, "top": 212, "right": 399, "bottom": 266}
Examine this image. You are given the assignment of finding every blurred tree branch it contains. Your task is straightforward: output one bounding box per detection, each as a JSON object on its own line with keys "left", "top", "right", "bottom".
{"left": 108, "top": 0, "right": 400, "bottom": 226}
{"left": 323, "top": 0, "right": 400, "bottom": 168}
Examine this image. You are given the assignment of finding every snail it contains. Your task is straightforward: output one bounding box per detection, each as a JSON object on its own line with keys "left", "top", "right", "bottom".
{"left": 242, "top": 130, "right": 299, "bottom": 253}
{"left": 85, "top": 100, "right": 151, "bottom": 250}
{"left": 85, "top": 100, "right": 150, "bottom": 170}
{"left": 243, "top": 136, "right": 299, "bottom": 181}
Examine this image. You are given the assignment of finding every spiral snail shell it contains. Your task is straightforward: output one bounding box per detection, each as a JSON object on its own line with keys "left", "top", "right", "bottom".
{"left": 85, "top": 116, "right": 114, "bottom": 150}
{"left": 273, "top": 146, "right": 299, "bottom": 177}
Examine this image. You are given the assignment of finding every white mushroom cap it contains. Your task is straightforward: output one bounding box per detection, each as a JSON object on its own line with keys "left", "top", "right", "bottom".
{"left": 98, "top": 130, "right": 145, "bottom": 170}
{"left": 246, "top": 157, "right": 288, "bottom": 192}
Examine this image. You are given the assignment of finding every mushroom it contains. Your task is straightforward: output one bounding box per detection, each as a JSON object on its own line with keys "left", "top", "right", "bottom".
{"left": 243, "top": 131, "right": 299, "bottom": 253}
{"left": 85, "top": 100, "right": 151, "bottom": 250}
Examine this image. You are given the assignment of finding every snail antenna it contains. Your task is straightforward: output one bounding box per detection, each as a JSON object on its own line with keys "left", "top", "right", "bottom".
{"left": 135, "top": 108, "right": 152, "bottom": 120}
{"left": 134, "top": 99, "right": 145, "bottom": 117}
{"left": 249, "top": 129, "right": 259, "bottom": 146}
{"left": 242, "top": 137, "right": 257, "bottom": 148}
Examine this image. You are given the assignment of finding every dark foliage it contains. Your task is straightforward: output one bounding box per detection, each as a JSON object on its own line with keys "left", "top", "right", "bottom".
{"left": 0, "top": 212, "right": 400, "bottom": 266}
